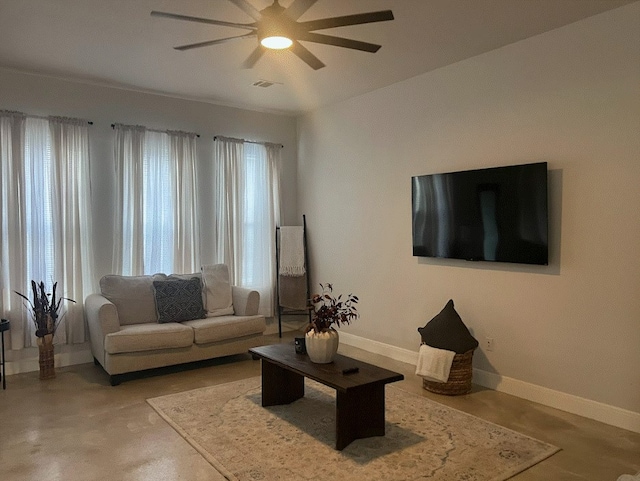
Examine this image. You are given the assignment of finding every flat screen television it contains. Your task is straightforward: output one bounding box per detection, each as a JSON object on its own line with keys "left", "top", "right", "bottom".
{"left": 412, "top": 162, "right": 548, "bottom": 265}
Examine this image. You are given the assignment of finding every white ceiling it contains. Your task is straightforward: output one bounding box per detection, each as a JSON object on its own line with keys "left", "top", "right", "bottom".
{"left": 0, "top": 0, "right": 635, "bottom": 115}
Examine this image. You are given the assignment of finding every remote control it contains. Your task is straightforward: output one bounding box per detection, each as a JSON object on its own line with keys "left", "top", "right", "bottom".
{"left": 342, "top": 367, "right": 359, "bottom": 375}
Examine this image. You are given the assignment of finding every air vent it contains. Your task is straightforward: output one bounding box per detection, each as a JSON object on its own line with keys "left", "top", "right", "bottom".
{"left": 252, "top": 79, "right": 282, "bottom": 88}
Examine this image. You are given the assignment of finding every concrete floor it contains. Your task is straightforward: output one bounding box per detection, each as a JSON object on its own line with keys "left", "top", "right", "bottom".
{"left": 1, "top": 332, "right": 639, "bottom": 481}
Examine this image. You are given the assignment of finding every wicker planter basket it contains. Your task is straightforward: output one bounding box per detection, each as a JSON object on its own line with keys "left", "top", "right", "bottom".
{"left": 422, "top": 349, "right": 475, "bottom": 395}
{"left": 37, "top": 335, "right": 56, "bottom": 380}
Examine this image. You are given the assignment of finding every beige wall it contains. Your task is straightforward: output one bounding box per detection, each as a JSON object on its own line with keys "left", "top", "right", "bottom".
{"left": 297, "top": 3, "right": 640, "bottom": 416}
{"left": 0, "top": 69, "right": 299, "bottom": 279}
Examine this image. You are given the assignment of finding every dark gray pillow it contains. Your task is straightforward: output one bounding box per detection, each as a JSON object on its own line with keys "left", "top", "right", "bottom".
{"left": 418, "top": 300, "right": 479, "bottom": 354}
{"left": 153, "top": 277, "right": 206, "bottom": 323}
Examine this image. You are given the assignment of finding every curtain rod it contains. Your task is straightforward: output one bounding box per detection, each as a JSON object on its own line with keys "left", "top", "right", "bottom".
{"left": 214, "top": 135, "right": 283, "bottom": 149}
{"left": 1, "top": 110, "right": 93, "bottom": 125}
{"left": 111, "top": 123, "right": 200, "bottom": 138}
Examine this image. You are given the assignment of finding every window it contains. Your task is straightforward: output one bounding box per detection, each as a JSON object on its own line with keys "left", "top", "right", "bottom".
{"left": 112, "top": 125, "right": 199, "bottom": 275}
{"left": 24, "top": 118, "right": 55, "bottom": 284}
{"left": 214, "top": 137, "right": 281, "bottom": 316}
{"left": 142, "top": 131, "right": 174, "bottom": 274}
{"left": 0, "top": 112, "right": 94, "bottom": 348}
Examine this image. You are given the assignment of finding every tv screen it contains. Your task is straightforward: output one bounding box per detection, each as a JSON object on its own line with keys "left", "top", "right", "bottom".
{"left": 412, "top": 162, "right": 548, "bottom": 265}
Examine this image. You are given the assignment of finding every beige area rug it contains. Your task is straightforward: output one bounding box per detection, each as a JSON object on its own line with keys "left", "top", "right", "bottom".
{"left": 147, "top": 377, "right": 560, "bottom": 481}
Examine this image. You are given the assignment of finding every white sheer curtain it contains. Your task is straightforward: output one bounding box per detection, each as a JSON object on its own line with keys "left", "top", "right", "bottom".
{"left": 112, "top": 125, "right": 200, "bottom": 275}
{"left": 214, "top": 138, "right": 243, "bottom": 278}
{"left": 0, "top": 112, "right": 94, "bottom": 348}
{"left": 47, "top": 117, "right": 96, "bottom": 344}
{"left": 0, "top": 112, "right": 28, "bottom": 349}
{"left": 214, "top": 137, "right": 281, "bottom": 316}
{"left": 170, "top": 132, "right": 200, "bottom": 272}
{"left": 112, "top": 125, "right": 145, "bottom": 275}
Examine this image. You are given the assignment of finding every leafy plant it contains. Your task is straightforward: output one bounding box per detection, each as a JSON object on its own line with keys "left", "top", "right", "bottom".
{"left": 307, "top": 283, "right": 359, "bottom": 333}
{"left": 15, "top": 280, "right": 75, "bottom": 338}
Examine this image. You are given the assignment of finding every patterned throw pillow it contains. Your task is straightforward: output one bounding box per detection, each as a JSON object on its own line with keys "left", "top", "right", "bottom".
{"left": 153, "top": 277, "right": 206, "bottom": 323}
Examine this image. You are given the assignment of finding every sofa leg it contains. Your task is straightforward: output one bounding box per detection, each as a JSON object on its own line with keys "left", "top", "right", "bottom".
{"left": 109, "top": 375, "right": 122, "bottom": 386}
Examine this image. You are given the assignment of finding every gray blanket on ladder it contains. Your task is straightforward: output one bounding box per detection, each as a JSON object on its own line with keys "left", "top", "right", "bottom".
{"left": 278, "top": 274, "right": 308, "bottom": 310}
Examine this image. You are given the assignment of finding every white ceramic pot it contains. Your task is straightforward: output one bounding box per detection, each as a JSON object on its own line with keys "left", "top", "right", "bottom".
{"left": 305, "top": 329, "right": 339, "bottom": 364}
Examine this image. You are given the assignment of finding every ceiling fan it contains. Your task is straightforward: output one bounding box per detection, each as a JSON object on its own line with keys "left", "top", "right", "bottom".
{"left": 151, "top": 0, "right": 394, "bottom": 70}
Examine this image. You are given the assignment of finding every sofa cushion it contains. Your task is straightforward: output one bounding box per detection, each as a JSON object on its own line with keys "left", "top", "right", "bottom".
{"left": 153, "top": 277, "right": 206, "bottom": 323}
{"left": 182, "top": 315, "right": 266, "bottom": 344}
{"left": 418, "top": 299, "right": 479, "bottom": 354}
{"left": 104, "top": 322, "right": 193, "bottom": 354}
{"left": 201, "top": 264, "right": 234, "bottom": 317}
{"left": 100, "top": 274, "right": 166, "bottom": 325}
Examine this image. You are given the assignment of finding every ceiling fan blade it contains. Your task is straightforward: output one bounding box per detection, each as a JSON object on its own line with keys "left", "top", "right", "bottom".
{"left": 151, "top": 11, "right": 256, "bottom": 31}
{"left": 175, "top": 33, "right": 256, "bottom": 51}
{"left": 291, "top": 41, "right": 325, "bottom": 70}
{"left": 227, "top": 0, "right": 262, "bottom": 21}
{"left": 299, "top": 10, "right": 394, "bottom": 32}
{"left": 242, "top": 46, "right": 266, "bottom": 69}
{"left": 296, "top": 32, "right": 381, "bottom": 53}
{"left": 284, "top": 0, "right": 317, "bottom": 21}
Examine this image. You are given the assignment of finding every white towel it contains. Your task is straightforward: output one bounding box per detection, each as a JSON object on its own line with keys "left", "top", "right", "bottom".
{"left": 279, "top": 226, "right": 305, "bottom": 276}
{"left": 415, "top": 344, "right": 456, "bottom": 383}
{"left": 617, "top": 474, "right": 640, "bottom": 481}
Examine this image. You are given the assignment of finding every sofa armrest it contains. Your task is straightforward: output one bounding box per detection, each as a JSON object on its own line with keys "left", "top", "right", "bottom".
{"left": 231, "top": 286, "right": 260, "bottom": 316}
{"left": 85, "top": 293, "right": 121, "bottom": 365}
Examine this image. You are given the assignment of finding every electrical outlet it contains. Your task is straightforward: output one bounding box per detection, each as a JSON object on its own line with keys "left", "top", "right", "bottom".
{"left": 484, "top": 337, "right": 495, "bottom": 352}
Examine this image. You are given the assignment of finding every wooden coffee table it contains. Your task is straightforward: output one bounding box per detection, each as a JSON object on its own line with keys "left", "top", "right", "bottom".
{"left": 249, "top": 343, "right": 404, "bottom": 450}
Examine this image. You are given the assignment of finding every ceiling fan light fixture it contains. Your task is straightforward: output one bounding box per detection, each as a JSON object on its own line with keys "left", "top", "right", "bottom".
{"left": 260, "top": 35, "right": 293, "bottom": 49}
{"left": 258, "top": 19, "right": 293, "bottom": 50}
{"left": 154, "top": 0, "right": 395, "bottom": 68}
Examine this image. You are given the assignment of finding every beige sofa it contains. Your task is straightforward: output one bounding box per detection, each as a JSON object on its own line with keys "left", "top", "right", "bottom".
{"left": 86, "top": 265, "right": 266, "bottom": 385}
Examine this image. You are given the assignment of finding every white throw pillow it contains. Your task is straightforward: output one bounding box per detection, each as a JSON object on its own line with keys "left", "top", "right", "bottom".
{"left": 201, "top": 264, "right": 234, "bottom": 317}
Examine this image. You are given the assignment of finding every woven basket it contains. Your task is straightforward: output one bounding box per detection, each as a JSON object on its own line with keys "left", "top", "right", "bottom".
{"left": 422, "top": 349, "right": 474, "bottom": 395}
{"left": 37, "top": 336, "right": 56, "bottom": 380}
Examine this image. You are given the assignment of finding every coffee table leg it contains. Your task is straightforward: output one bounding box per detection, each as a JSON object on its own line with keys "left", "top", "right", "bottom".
{"left": 260, "top": 359, "right": 304, "bottom": 407}
{"left": 335, "top": 383, "right": 386, "bottom": 450}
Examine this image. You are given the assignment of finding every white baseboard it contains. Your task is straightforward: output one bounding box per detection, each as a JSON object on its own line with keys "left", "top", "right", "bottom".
{"left": 339, "top": 331, "right": 419, "bottom": 365}
{"left": 6, "top": 331, "right": 639, "bottom": 434}
{"left": 472, "top": 369, "right": 640, "bottom": 434}
{"left": 5, "top": 345, "right": 93, "bottom": 376}
{"left": 339, "top": 332, "right": 640, "bottom": 434}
